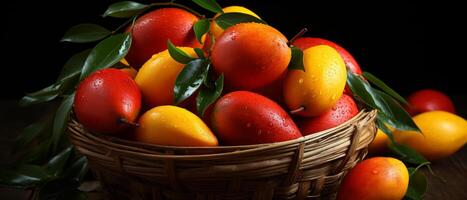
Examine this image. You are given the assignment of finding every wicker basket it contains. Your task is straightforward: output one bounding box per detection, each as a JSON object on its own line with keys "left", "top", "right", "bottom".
{"left": 67, "top": 109, "right": 377, "bottom": 200}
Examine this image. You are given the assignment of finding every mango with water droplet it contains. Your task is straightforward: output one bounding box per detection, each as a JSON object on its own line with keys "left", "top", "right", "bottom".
{"left": 211, "top": 23, "right": 291, "bottom": 90}
{"left": 284, "top": 45, "right": 347, "bottom": 116}
{"left": 135, "top": 48, "right": 197, "bottom": 108}
{"left": 298, "top": 94, "right": 358, "bottom": 135}
{"left": 211, "top": 91, "right": 302, "bottom": 145}
{"left": 135, "top": 105, "right": 218, "bottom": 146}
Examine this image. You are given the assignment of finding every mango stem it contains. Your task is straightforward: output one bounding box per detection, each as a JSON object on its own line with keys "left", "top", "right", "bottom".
{"left": 118, "top": 117, "right": 140, "bottom": 127}
{"left": 290, "top": 106, "right": 305, "bottom": 115}
{"left": 289, "top": 28, "right": 308, "bottom": 45}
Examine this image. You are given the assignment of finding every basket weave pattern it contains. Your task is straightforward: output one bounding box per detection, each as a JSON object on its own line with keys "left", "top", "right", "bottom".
{"left": 67, "top": 110, "right": 377, "bottom": 200}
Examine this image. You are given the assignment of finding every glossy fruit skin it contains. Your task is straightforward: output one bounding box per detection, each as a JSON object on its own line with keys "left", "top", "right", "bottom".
{"left": 210, "top": 6, "right": 260, "bottom": 39}
{"left": 125, "top": 8, "right": 202, "bottom": 69}
{"left": 211, "top": 23, "right": 291, "bottom": 90}
{"left": 337, "top": 157, "right": 409, "bottom": 200}
{"left": 74, "top": 69, "right": 141, "bottom": 134}
{"left": 135, "top": 48, "right": 196, "bottom": 108}
{"left": 293, "top": 37, "right": 362, "bottom": 94}
{"left": 298, "top": 94, "right": 358, "bottom": 135}
{"left": 284, "top": 45, "right": 347, "bottom": 117}
{"left": 211, "top": 91, "right": 302, "bottom": 145}
{"left": 135, "top": 106, "right": 218, "bottom": 146}
{"left": 406, "top": 89, "right": 456, "bottom": 116}
{"left": 393, "top": 111, "right": 467, "bottom": 160}
{"left": 293, "top": 37, "right": 362, "bottom": 75}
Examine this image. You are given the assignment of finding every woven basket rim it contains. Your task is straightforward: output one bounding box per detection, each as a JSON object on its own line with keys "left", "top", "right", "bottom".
{"left": 68, "top": 109, "right": 376, "bottom": 159}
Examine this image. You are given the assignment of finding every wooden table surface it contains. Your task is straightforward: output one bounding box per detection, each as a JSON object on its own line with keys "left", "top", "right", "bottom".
{"left": 1, "top": 98, "right": 466, "bottom": 200}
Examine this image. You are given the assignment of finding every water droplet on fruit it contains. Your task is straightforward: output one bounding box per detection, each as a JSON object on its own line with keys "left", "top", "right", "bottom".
{"left": 93, "top": 79, "right": 103, "bottom": 88}
{"left": 371, "top": 170, "right": 378, "bottom": 174}
{"left": 229, "top": 33, "right": 237, "bottom": 41}
{"left": 298, "top": 78, "right": 304, "bottom": 84}
{"left": 331, "top": 95, "right": 337, "bottom": 100}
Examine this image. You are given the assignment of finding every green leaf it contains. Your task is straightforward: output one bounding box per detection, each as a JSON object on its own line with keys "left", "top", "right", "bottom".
{"left": 288, "top": 46, "right": 305, "bottom": 71}
{"left": 57, "top": 49, "right": 91, "bottom": 82}
{"left": 374, "top": 90, "right": 420, "bottom": 132}
{"left": 197, "top": 74, "right": 224, "bottom": 116}
{"left": 103, "top": 1, "right": 148, "bottom": 18}
{"left": 61, "top": 24, "right": 111, "bottom": 43}
{"left": 47, "top": 147, "right": 72, "bottom": 177}
{"left": 389, "top": 142, "right": 429, "bottom": 165}
{"left": 167, "top": 40, "right": 194, "bottom": 64}
{"left": 19, "top": 84, "right": 61, "bottom": 107}
{"left": 404, "top": 169, "right": 427, "bottom": 200}
{"left": 363, "top": 71, "right": 408, "bottom": 105}
{"left": 375, "top": 118, "right": 395, "bottom": 142}
{"left": 193, "top": 19, "right": 210, "bottom": 44}
{"left": 174, "top": 59, "right": 210, "bottom": 104}
{"left": 347, "top": 72, "right": 420, "bottom": 132}
{"left": 0, "top": 165, "right": 49, "bottom": 187}
{"left": 52, "top": 94, "right": 75, "bottom": 153}
{"left": 215, "top": 13, "right": 266, "bottom": 29}
{"left": 347, "top": 71, "right": 379, "bottom": 108}
{"left": 194, "top": 48, "right": 206, "bottom": 58}
{"left": 64, "top": 156, "right": 88, "bottom": 182}
{"left": 192, "top": 0, "right": 223, "bottom": 13}
{"left": 80, "top": 33, "right": 132, "bottom": 80}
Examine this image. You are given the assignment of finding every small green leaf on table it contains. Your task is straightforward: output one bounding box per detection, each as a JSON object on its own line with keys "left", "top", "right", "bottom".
{"left": 18, "top": 84, "right": 61, "bottom": 107}
{"left": 80, "top": 33, "right": 132, "bottom": 80}
{"left": 197, "top": 74, "right": 224, "bottom": 116}
{"left": 61, "top": 24, "right": 111, "bottom": 43}
{"left": 215, "top": 13, "right": 266, "bottom": 29}
{"left": 288, "top": 46, "right": 305, "bottom": 71}
{"left": 363, "top": 71, "right": 408, "bottom": 105}
{"left": 47, "top": 147, "right": 72, "bottom": 177}
{"left": 0, "top": 165, "right": 49, "bottom": 187}
{"left": 103, "top": 1, "right": 148, "bottom": 18}
{"left": 174, "top": 59, "right": 210, "bottom": 104}
{"left": 194, "top": 19, "right": 210, "bottom": 44}
{"left": 404, "top": 168, "right": 427, "bottom": 200}
{"left": 64, "top": 156, "right": 88, "bottom": 182}
{"left": 192, "top": 0, "right": 223, "bottom": 13}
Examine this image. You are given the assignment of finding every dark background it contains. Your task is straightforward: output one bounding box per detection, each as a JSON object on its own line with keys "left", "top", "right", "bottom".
{"left": 0, "top": 0, "right": 464, "bottom": 99}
